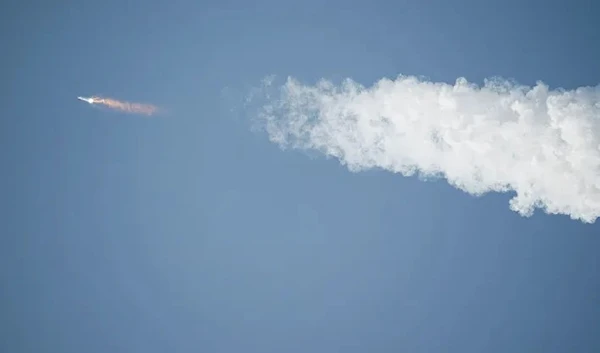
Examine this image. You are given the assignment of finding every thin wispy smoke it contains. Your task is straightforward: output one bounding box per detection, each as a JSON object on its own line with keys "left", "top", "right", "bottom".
{"left": 254, "top": 75, "right": 600, "bottom": 223}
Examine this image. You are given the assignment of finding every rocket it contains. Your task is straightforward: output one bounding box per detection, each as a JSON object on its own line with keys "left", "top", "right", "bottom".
{"left": 76, "top": 95, "right": 157, "bottom": 115}
{"left": 77, "top": 96, "right": 94, "bottom": 104}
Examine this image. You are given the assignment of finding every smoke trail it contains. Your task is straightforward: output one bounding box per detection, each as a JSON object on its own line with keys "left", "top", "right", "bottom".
{"left": 91, "top": 96, "right": 158, "bottom": 116}
{"left": 254, "top": 75, "right": 600, "bottom": 223}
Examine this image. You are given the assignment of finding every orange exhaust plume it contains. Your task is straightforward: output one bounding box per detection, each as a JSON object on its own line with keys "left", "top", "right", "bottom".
{"left": 90, "top": 96, "right": 158, "bottom": 116}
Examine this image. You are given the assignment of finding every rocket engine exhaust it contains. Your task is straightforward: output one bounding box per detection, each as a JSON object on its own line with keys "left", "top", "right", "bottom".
{"left": 77, "top": 95, "right": 158, "bottom": 116}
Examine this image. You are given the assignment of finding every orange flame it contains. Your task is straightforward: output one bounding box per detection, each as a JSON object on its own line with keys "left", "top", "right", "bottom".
{"left": 90, "top": 96, "right": 158, "bottom": 116}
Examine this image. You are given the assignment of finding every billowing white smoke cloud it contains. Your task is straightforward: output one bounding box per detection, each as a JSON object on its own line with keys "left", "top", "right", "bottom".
{"left": 255, "top": 75, "right": 600, "bottom": 223}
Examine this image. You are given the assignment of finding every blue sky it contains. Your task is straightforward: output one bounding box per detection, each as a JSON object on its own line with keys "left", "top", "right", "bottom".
{"left": 2, "top": 0, "right": 600, "bottom": 352}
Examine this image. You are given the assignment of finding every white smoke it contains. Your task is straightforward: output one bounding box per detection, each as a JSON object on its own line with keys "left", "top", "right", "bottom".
{"left": 254, "top": 75, "right": 600, "bottom": 224}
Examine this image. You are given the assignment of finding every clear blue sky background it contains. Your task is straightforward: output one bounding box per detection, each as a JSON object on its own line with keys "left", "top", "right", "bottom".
{"left": 2, "top": 0, "right": 600, "bottom": 352}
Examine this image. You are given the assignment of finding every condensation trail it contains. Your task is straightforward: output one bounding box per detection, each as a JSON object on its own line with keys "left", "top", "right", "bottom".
{"left": 91, "top": 96, "right": 158, "bottom": 116}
